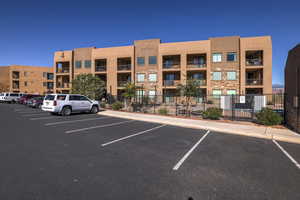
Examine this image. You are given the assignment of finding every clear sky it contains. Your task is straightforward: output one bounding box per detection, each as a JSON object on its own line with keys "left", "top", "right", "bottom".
{"left": 0, "top": 0, "right": 299, "bottom": 85}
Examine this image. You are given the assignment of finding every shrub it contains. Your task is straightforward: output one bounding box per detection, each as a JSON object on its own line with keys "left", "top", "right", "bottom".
{"left": 202, "top": 107, "right": 222, "bottom": 120}
{"left": 158, "top": 108, "right": 168, "bottom": 115}
{"left": 111, "top": 101, "right": 123, "bottom": 110}
{"left": 206, "top": 100, "right": 213, "bottom": 104}
{"left": 256, "top": 108, "right": 283, "bottom": 126}
{"left": 100, "top": 102, "right": 106, "bottom": 108}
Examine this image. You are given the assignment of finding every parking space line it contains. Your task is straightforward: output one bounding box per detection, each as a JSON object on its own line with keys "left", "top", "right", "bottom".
{"left": 101, "top": 124, "right": 167, "bottom": 147}
{"left": 272, "top": 139, "right": 300, "bottom": 170}
{"left": 23, "top": 113, "right": 49, "bottom": 117}
{"left": 66, "top": 120, "right": 135, "bottom": 134}
{"left": 18, "top": 111, "right": 45, "bottom": 114}
{"left": 30, "top": 116, "right": 58, "bottom": 120}
{"left": 45, "top": 116, "right": 112, "bottom": 126}
{"left": 173, "top": 130, "right": 210, "bottom": 171}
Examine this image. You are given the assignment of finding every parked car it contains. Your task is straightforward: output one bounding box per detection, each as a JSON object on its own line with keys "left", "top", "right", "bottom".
{"left": 42, "top": 94, "right": 99, "bottom": 116}
{"left": 19, "top": 94, "right": 40, "bottom": 104}
{"left": 28, "top": 96, "right": 44, "bottom": 108}
{"left": 0, "top": 92, "right": 22, "bottom": 103}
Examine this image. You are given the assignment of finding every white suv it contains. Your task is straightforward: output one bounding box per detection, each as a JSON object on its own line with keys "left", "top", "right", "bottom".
{"left": 42, "top": 94, "right": 100, "bottom": 116}
{"left": 0, "top": 92, "right": 23, "bottom": 103}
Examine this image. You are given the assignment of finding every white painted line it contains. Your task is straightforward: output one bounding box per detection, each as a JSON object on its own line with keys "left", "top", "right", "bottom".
{"left": 66, "top": 120, "right": 135, "bottom": 134}
{"left": 30, "top": 116, "right": 58, "bottom": 120}
{"left": 23, "top": 113, "right": 50, "bottom": 117}
{"left": 45, "top": 116, "right": 112, "bottom": 126}
{"left": 18, "top": 111, "right": 45, "bottom": 114}
{"left": 101, "top": 124, "right": 167, "bottom": 147}
{"left": 173, "top": 130, "right": 210, "bottom": 171}
{"left": 272, "top": 139, "right": 300, "bottom": 170}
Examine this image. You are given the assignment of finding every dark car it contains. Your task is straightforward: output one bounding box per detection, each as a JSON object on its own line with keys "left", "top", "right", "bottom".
{"left": 28, "top": 96, "right": 44, "bottom": 108}
{"left": 19, "top": 94, "right": 39, "bottom": 104}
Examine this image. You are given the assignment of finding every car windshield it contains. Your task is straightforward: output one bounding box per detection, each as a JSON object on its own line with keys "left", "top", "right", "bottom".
{"left": 45, "top": 95, "right": 55, "bottom": 100}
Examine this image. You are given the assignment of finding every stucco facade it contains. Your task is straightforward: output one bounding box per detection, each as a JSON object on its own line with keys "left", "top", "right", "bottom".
{"left": 0, "top": 65, "right": 54, "bottom": 94}
{"left": 53, "top": 36, "right": 272, "bottom": 97}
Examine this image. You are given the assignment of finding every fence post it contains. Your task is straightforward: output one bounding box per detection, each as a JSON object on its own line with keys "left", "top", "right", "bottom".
{"left": 231, "top": 95, "right": 234, "bottom": 121}
{"left": 175, "top": 96, "right": 178, "bottom": 116}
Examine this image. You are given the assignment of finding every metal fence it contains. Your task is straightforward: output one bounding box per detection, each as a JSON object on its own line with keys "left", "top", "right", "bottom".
{"left": 106, "top": 94, "right": 285, "bottom": 122}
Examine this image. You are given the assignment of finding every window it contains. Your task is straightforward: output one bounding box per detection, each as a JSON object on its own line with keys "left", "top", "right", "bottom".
{"left": 148, "top": 73, "right": 157, "bottom": 82}
{"left": 24, "top": 81, "right": 28, "bottom": 86}
{"left": 212, "top": 89, "right": 222, "bottom": 98}
{"left": 47, "top": 73, "right": 54, "bottom": 80}
{"left": 43, "top": 72, "right": 47, "bottom": 78}
{"left": 227, "top": 52, "right": 237, "bottom": 62}
{"left": 43, "top": 82, "right": 47, "bottom": 87}
{"left": 75, "top": 61, "right": 82, "bottom": 69}
{"left": 137, "top": 57, "right": 145, "bottom": 66}
{"left": 69, "top": 95, "right": 80, "bottom": 101}
{"left": 227, "top": 90, "right": 236, "bottom": 95}
{"left": 212, "top": 53, "right": 222, "bottom": 62}
{"left": 45, "top": 95, "right": 55, "bottom": 100}
{"left": 84, "top": 60, "right": 91, "bottom": 68}
{"left": 149, "top": 90, "right": 156, "bottom": 98}
{"left": 136, "top": 90, "right": 145, "bottom": 96}
{"left": 137, "top": 73, "right": 145, "bottom": 82}
{"left": 57, "top": 95, "right": 66, "bottom": 101}
{"left": 227, "top": 71, "right": 236, "bottom": 80}
{"left": 212, "top": 72, "right": 222, "bottom": 80}
{"left": 149, "top": 56, "right": 157, "bottom": 65}
{"left": 79, "top": 96, "right": 89, "bottom": 101}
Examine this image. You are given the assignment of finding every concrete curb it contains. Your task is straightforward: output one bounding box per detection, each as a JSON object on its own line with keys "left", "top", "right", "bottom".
{"left": 98, "top": 110, "right": 300, "bottom": 145}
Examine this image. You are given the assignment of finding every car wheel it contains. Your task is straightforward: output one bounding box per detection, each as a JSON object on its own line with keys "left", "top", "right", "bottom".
{"left": 61, "top": 107, "right": 72, "bottom": 116}
{"left": 90, "top": 105, "right": 99, "bottom": 114}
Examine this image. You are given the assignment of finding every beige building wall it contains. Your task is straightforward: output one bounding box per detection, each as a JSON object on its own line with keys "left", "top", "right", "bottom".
{"left": 0, "top": 66, "right": 10, "bottom": 92}
{"left": 53, "top": 35, "right": 272, "bottom": 97}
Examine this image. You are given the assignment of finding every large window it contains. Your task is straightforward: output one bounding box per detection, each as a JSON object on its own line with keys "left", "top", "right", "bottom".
{"left": 227, "top": 52, "right": 237, "bottom": 62}
{"left": 75, "top": 61, "right": 82, "bottom": 69}
{"left": 212, "top": 53, "right": 222, "bottom": 62}
{"left": 149, "top": 90, "right": 156, "bottom": 98}
{"left": 212, "top": 72, "right": 222, "bottom": 80}
{"left": 137, "top": 57, "right": 145, "bottom": 66}
{"left": 149, "top": 56, "right": 157, "bottom": 65}
{"left": 84, "top": 60, "right": 91, "bottom": 68}
{"left": 227, "top": 71, "right": 237, "bottom": 80}
{"left": 148, "top": 73, "right": 157, "bottom": 82}
{"left": 227, "top": 90, "right": 236, "bottom": 95}
{"left": 212, "top": 89, "right": 222, "bottom": 98}
{"left": 137, "top": 73, "right": 145, "bottom": 82}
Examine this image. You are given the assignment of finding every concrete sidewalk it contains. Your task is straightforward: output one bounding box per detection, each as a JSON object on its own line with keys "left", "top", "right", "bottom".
{"left": 98, "top": 110, "right": 300, "bottom": 144}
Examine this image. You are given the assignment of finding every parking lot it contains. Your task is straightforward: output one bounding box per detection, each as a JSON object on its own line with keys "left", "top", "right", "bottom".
{"left": 0, "top": 103, "right": 300, "bottom": 200}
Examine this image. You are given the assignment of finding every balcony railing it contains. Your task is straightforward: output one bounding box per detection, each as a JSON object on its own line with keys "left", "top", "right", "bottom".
{"left": 246, "top": 79, "right": 263, "bottom": 86}
{"left": 95, "top": 66, "right": 107, "bottom": 72}
{"left": 163, "top": 80, "right": 181, "bottom": 86}
{"left": 187, "top": 62, "right": 206, "bottom": 68}
{"left": 12, "top": 74, "right": 20, "bottom": 79}
{"left": 117, "top": 64, "right": 131, "bottom": 71}
{"left": 246, "top": 59, "right": 263, "bottom": 66}
{"left": 56, "top": 68, "right": 70, "bottom": 73}
{"left": 163, "top": 62, "right": 180, "bottom": 69}
{"left": 57, "top": 82, "right": 70, "bottom": 88}
{"left": 118, "top": 81, "right": 131, "bottom": 87}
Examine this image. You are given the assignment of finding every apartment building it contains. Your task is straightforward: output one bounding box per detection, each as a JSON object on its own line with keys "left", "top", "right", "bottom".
{"left": 53, "top": 36, "right": 272, "bottom": 97}
{"left": 0, "top": 65, "right": 54, "bottom": 94}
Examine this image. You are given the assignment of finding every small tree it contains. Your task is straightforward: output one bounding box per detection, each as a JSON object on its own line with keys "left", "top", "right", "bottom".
{"left": 71, "top": 74, "right": 106, "bottom": 100}
{"left": 122, "top": 82, "right": 137, "bottom": 110}
{"left": 177, "top": 79, "right": 202, "bottom": 116}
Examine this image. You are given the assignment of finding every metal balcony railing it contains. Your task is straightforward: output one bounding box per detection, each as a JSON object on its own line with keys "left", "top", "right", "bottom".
{"left": 95, "top": 66, "right": 106, "bottom": 72}
{"left": 163, "top": 62, "right": 180, "bottom": 69}
{"left": 118, "top": 81, "right": 130, "bottom": 87}
{"left": 163, "top": 80, "right": 181, "bottom": 86}
{"left": 117, "top": 64, "right": 131, "bottom": 71}
{"left": 56, "top": 68, "right": 70, "bottom": 73}
{"left": 246, "top": 59, "right": 263, "bottom": 66}
{"left": 57, "top": 82, "right": 70, "bottom": 88}
{"left": 246, "top": 79, "right": 263, "bottom": 85}
{"left": 187, "top": 62, "right": 206, "bottom": 68}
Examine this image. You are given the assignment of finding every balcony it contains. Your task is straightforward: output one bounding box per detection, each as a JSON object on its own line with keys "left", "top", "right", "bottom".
{"left": 246, "top": 79, "right": 263, "bottom": 86}
{"left": 12, "top": 81, "right": 19, "bottom": 89}
{"left": 187, "top": 54, "right": 206, "bottom": 68}
{"left": 12, "top": 71, "right": 20, "bottom": 79}
{"left": 118, "top": 81, "right": 131, "bottom": 87}
{"left": 95, "top": 59, "right": 107, "bottom": 72}
{"left": 246, "top": 50, "right": 263, "bottom": 66}
{"left": 56, "top": 62, "right": 70, "bottom": 73}
{"left": 117, "top": 57, "right": 131, "bottom": 71}
{"left": 163, "top": 55, "right": 181, "bottom": 69}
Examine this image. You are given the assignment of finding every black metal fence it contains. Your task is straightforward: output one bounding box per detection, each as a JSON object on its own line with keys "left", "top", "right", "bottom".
{"left": 106, "top": 94, "right": 285, "bottom": 122}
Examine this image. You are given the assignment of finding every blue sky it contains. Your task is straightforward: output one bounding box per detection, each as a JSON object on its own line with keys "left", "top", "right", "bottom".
{"left": 0, "top": 0, "right": 299, "bottom": 85}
